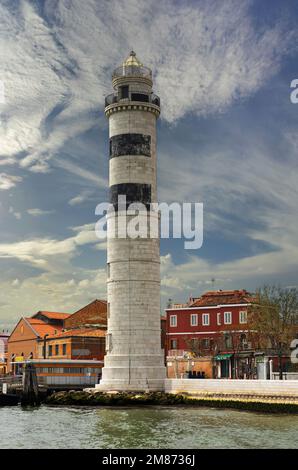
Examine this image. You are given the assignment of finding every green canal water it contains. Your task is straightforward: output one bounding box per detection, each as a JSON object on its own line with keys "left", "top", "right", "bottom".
{"left": 0, "top": 405, "right": 297, "bottom": 449}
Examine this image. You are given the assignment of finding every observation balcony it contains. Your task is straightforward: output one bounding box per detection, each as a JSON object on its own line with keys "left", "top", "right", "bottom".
{"left": 105, "top": 92, "right": 160, "bottom": 108}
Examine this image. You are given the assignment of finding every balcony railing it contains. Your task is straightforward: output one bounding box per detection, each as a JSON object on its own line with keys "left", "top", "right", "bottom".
{"left": 167, "top": 349, "right": 188, "bottom": 358}
{"left": 105, "top": 92, "right": 160, "bottom": 108}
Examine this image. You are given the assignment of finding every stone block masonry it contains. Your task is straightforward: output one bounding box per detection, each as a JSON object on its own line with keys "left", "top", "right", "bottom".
{"left": 164, "top": 379, "right": 298, "bottom": 397}
{"left": 96, "top": 51, "right": 166, "bottom": 392}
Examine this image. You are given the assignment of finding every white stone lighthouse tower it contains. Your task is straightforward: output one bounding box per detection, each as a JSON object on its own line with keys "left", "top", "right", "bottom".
{"left": 96, "top": 51, "right": 166, "bottom": 391}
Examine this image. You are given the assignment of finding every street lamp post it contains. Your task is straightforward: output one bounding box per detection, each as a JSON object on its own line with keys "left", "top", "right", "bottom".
{"left": 43, "top": 334, "right": 49, "bottom": 359}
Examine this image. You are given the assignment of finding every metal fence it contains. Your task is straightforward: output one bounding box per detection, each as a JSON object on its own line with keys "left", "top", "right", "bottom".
{"left": 105, "top": 92, "right": 160, "bottom": 108}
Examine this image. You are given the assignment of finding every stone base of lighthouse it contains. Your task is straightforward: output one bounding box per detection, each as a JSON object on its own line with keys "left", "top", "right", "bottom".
{"left": 95, "top": 228, "right": 166, "bottom": 393}
{"left": 95, "top": 354, "right": 166, "bottom": 392}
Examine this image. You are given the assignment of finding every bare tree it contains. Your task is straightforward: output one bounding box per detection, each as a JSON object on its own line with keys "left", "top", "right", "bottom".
{"left": 249, "top": 285, "right": 298, "bottom": 379}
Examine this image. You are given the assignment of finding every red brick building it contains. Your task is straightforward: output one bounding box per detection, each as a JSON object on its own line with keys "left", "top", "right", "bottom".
{"left": 7, "top": 301, "right": 108, "bottom": 373}
{"left": 165, "top": 290, "right": 255, "bottom": 379}
{"left": 7, "top": 313, "right": 68, "bottom": 373}
{"left": 36, "top": 328, "right": 106, "bottom": 361}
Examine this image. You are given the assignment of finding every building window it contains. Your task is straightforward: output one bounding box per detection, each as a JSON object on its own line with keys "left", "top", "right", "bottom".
{"left": 239, "top": 310, "right": 247, "bottom": 324}
{"left": 224, "top": 312, "right": 232, "bottom": 324}
{"left": 55, "top": 344, "right": 59, "bottom": 356}
{"left": 170, "top": 339, "right": 178, "bottom": 349}
{"left": 202, "top": 338, "right": 210, "bottom": 349}
{"left": 224, "top": 333, "right": 233, "bottom": 349}
{"left": 170, "top": 315, "right": 177, "bottom": 327}
{"left": 62, "top": 344, "right": 67, "bottom": 356}
{"left": 190, "top": 314, "right": 198, "bottom": 326}
{"left": 48, "top": 345, "right": 53, "bottom": 357}
{"left": 202, "top": 313, "right": 210, "bottom": 326}
{"left": 217, "top": 312, "right": 221, "bottom": 325}
{"left": 107, "top": 263, "right": 110, "bottom": 278}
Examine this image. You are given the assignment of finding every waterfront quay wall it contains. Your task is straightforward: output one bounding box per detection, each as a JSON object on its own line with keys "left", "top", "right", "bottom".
{"left": 164, "top": 379, "right": 298, "bottom": 397}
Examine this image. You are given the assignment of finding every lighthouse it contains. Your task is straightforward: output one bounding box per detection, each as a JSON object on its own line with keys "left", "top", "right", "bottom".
{"left": 96, "top": 52, "right": 166, "bottom": 391}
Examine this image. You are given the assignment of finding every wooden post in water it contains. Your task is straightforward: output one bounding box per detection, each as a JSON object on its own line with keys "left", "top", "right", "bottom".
{"left": 21, "top": 363, "right": 40, "bottom": 406}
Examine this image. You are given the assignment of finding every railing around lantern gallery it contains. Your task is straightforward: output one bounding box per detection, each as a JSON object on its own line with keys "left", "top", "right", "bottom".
{"left": 105, "top": 92, "right": 160, "bottom": 108}
{"left": 112, "top": 64, "right": 152, "bottom": 80}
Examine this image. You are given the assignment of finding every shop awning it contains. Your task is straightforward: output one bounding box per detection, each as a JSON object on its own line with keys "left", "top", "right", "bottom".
{"left": 214, "top": 353, "right": 233, "bottom": 361}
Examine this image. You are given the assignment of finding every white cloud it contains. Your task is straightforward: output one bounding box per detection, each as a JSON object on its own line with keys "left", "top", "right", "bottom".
{"left": 0, "top": 268, "right": 107, "bottom": 328}
{"left": 27, "top": 208, "right": 54, "bottom": 216}
{"left": 0, "top": 173, "right": 22, "bottom": 190}
{"left": 0, "top": 157, "right": 15, "bottom": 166}
{"left": 9, "top": 206, "right": 22, "bottom": 220}
{"left": 0, "top": 222, "right": 103, "bottom": 270}
{"left": 68, "top": 191, "right": 92, "bottom": 206}
{"left": 0, "top": 0, "right": 296, "bottom": 174}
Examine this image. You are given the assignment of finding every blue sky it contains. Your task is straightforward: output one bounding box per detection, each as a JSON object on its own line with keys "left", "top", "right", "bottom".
{"left": 0, "top": 0, "right": 298, "bottom": 328}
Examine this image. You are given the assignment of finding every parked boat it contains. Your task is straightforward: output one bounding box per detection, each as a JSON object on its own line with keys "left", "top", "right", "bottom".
{"left": 0, "top": 393, "right": 19, "bottom": 406}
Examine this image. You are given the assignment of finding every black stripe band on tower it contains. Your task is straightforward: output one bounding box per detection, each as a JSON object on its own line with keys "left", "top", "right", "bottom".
{"left": 110, "top": 133, "right": 151, "bottom": 158}
{"left": 109, "top": 183, "right": 151, "bottom": 211}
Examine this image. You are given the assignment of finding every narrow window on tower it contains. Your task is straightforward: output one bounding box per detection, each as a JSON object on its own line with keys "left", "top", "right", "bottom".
{"left": 107, "top": 263, "right": 110, "bottom": 279}
{"left": 106, "top": 333, "right": 112, "bottom": 352}
{"left": 119, "top": 85, "right": 129, "bottom": 99}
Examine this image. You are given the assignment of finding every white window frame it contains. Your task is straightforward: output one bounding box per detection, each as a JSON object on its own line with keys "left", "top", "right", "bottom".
{"left": 170, "top": 315, "right": 177, "bottom": 327}
{"left": 217, "top": 312, "right": 221, "bottom": 325}
{"left": 224, "top": 311, "right": 232, "bottom": 324}
{"left": 239, "top": 310, "right": 247, "bottom": 324}
{"left": 202, "top": 313, "right": 210, "bottom": 326}
{"left": 190, "top": 313, "right": 198, "bottom": 326}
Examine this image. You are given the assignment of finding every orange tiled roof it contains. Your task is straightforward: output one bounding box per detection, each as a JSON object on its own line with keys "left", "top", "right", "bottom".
{"left": 73, "top": 299, "right": 107, "bottom": 315}
{"left": 64, "top": 299, "right": 107, "bottom": 327}
{"left": 44, "top": 328, "right": 106, "bottom": 340}
{"left": 189, "top": 289, "right": 254, "bottom": 307}
{"left": 33, "top": 311, "right": 71, "bottom": 320}
{"left": 25, "top": 318, "right": 63, "bottom": 337}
